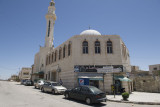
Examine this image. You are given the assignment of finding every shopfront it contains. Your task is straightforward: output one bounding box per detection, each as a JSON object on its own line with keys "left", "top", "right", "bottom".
{"left": 114, "top": 76, "right": 132, "bottom": 94}
{"left": 77, "top": 73, "right": 103, "bottom": 88}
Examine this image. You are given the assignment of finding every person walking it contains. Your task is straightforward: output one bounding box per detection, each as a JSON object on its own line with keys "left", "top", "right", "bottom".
{"left": 59, "top": 78, "right": 63, "bottom": 85}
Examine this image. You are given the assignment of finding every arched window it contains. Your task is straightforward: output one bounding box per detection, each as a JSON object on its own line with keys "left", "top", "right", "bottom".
{"left": 68, "top": 43, "right": 71, "bottom": 56}
{"left": 55, "top": 51, "right": 57, "bottom": 62}
{"left": 49, "top": 54, "right": 51, "bottom": 64}
{"left": 48, "top": 20, "right": 51, "bottom": 37}
{"left": 107, "top": 41, "right": 113, "bottom": 54}
{"left": 52, "top": 52, "right": 54, "bottom": 63}
{"left": 59, "top": 48, "right": 62, "bottom": 60}
{"left": 63, "top": 45, "right": 66, "bottom": 58}
{"left": 46, "top": 55, "right": 48, "bottom": 65}
{"left": 122, "top": 43, "right": 127, "bottom": 59}
{"left": 82, "top": 41, "right": 88, "bottom": 54}
{"left": 95, "top": 41, "right": 101, "bottom": 54}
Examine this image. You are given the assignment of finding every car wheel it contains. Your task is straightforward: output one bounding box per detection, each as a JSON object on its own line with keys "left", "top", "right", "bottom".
{"left": 86, "top": 98, "right": 92, "bottom": 105}
{"left": 65, "top": 93, "right": 70, "bottom": 99}
{"left": 52, "top": 90, "right": 55, "bottom": 95}
{"left": 35, "top": 86, "right": 37, "bottom": 89}
{"left": 41, "top": 88, "right": 44, "bottom": 92}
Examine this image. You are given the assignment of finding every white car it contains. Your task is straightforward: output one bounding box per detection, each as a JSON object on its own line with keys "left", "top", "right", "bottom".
{"left": 41, "top": 81, "right": 67, "bottom": 94}
{"left": 34, "top": 80, "right": 45, "bottom": 89}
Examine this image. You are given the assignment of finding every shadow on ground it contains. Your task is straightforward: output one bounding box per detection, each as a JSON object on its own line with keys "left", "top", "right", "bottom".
{"left": 63, "top": 97, "right": 107, "bottom": 107}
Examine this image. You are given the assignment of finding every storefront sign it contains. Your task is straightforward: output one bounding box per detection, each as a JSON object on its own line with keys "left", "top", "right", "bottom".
{"left": 79, "top": 79, "right": 84, "bottom": 85}
{"left": 74, "top": 65, "right": 123, "bottom": 73}
{"left": 78, "top": 78, "right": 89, "bottom": 85}
{"left": 97, "top": 67, "right": 121, "bottom": 73}
{"left": 74, "top": 65, "right": 97, "bottom": 72}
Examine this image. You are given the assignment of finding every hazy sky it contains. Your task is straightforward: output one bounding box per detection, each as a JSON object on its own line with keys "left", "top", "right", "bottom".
{"left": 0, "top": 0, "right": 160, "bottom": 79}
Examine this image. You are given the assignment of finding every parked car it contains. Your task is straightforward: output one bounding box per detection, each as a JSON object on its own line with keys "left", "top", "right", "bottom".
{"left": 21, "top": 79, "right": 27, "bottom": 85}
{"left": 64, "top": 85, "right": 107, "bottom": 105}
{"left": 25, "top": 80, "right": 33, "bottom": 86}
{"left": 41, "top": 81, "right": 67, "bottom": 94}
{"left": 34, "top": 80, "right": 45, "bottom": 89}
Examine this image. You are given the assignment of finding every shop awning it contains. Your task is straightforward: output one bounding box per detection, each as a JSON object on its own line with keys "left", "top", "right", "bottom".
{"left": 114, "top": 76, "right": 132, "bottom": 82}
{"left": 119, "top": 77, "right": 132, "bottom": 82}
{"left": 78, "top": 76, "right": 103, "bottom": 80}
{"left": 32, "top": 71, "right": 44, "bottom": 75}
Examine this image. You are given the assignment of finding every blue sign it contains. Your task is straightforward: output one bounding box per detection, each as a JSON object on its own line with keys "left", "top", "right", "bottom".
{"left": 78, "top": 78, "right": 89, "bottom": 85}
{"left": 79, "top": 79, "right": 84, "bottom": 85}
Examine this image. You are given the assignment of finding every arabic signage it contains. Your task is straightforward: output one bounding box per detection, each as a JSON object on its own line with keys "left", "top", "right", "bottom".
{"left": 74, "top": 65, "right": 123, "bottom": 73}
{"left": 97, "top": 67, "right": 122, "bottom": 73}
{"left": 74, "top": 65, "right": 98, "bottom": 72}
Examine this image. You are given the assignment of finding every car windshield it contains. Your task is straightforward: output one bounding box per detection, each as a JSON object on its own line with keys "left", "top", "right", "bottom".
{"left": 51, "top": 83, "right": 61, "bottom": 86}
{"left": 26, "top": 80, "right": 31, "bottom": 82}
{"left": 39, "top": 80, "right": 44, "bottom": 83}
{"left": 89, "top": 87, "right": 103, "bottom": 93}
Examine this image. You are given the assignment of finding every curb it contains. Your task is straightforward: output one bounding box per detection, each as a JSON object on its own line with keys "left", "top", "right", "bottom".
{"left": 108, "top": 99, "right": 160, "bottom": 105}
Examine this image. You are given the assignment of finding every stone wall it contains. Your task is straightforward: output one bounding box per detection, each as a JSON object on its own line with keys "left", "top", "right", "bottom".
{"left": 134, "top": 76, "right": 160, "bottom": 93}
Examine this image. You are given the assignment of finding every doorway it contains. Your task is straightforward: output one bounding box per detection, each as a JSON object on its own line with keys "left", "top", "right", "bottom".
{"left": 89, "top": 80, "right": 99, "bottom": 88}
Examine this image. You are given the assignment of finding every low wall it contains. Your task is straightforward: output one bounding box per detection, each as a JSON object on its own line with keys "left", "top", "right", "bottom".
{"left": 134, "top": 76, "right": 160, "bottom": 93}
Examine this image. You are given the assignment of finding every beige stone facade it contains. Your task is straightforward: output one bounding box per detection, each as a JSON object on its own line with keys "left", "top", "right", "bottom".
{"left": 131, "top": 66, "right": 139, "bottom": 72}
{"left": 19, "top": 68, "right": 31, "bottom": 80}
{"left": 33, "top": 0, "right": 132, "bottom": 94}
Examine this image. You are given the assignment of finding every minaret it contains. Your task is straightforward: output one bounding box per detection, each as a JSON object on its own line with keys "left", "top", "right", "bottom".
{"left": 45, "top": 0, "right": 57, "bottom": 47}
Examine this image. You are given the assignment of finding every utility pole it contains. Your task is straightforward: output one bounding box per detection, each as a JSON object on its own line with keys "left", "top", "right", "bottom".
{"left": 103, "top": 73, "right": 105, "bottom": 92}
{"left": 113, "top": 73, "right": 115, "bottom": 98}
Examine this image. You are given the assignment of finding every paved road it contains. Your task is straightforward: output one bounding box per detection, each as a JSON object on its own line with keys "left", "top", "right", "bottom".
{"left": 0, "top": 81, "right": 159, "bottom": 107}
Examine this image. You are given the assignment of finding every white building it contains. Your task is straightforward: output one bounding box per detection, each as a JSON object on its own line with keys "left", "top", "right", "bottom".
{"left": 33, "top": 0, "right": 132, "bottom": 93}
{"left": 19, "top": 67, "right": 31, "bottom": 80}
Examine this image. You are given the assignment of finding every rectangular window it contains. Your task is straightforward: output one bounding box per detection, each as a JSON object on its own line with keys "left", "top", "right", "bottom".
{"left": 107, "top": 47, "right": 112, "bottom": 53}
{"left": 83, "top": 47, "right": 88, "bottom": 54}
{"left": 54, "top": 51, "right": 57, "bottom": 62}
{"left": 63, "top": 47, "right": 65, "bottom": 58}
{"left": 52, "top": 52, "right": 54, "bottom": 63}
{"left": 95, "top": 47, "right": 100, "bottom": 54}
{"left": 154, "top": 67, "right": 157, "bottom": 70}
{"left": 68, "top": 44, "right": 71, "bottom": 56}
{"left": 59, "top": 49, "right": 61, "bottom": 60}
{"left": 49, "top": 55, "right": 50, "bottom": 64}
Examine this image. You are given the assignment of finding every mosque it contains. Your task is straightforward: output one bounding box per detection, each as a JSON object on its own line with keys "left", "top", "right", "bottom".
{"left": 32, "top": 0, "right": 132, "bottom": 94}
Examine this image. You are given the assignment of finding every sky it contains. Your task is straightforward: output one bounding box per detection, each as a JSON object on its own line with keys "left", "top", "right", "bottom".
{"left": 0, "top": 0, "right": 160, "bottom": 79}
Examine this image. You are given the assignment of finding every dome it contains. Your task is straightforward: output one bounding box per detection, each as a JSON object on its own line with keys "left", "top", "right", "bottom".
{"left": 80, "top": 29, "right": 101, "bottom": 36}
